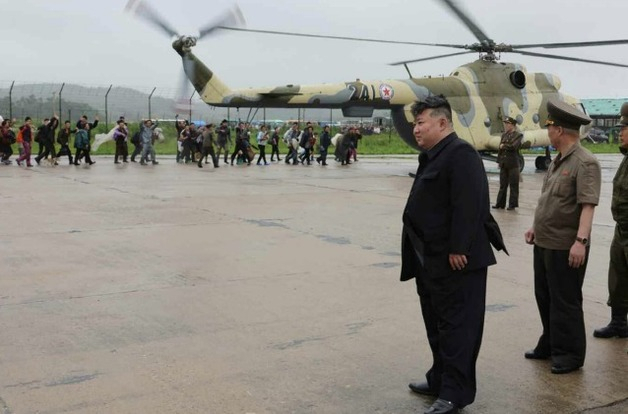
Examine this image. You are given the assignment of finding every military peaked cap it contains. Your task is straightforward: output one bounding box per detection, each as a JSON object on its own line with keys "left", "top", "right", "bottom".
{"left": 616, "top": 102, "right": 628, "bottom": 126}
{"left": 545, "top": 98, "right": 591, "bottom": 130}
{"left": 503, "top": 116, "right": 517, "bottom": 124}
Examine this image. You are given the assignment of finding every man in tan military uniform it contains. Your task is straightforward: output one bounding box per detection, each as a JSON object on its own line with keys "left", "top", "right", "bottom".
{"left": 493, "top": 116, "right": 523, "bottom": 210}
{"left": 593, "top": 102, "right": 628, "bottom": 339}
{"left": 523, "top": 98, "right": 601, "bottom": 374}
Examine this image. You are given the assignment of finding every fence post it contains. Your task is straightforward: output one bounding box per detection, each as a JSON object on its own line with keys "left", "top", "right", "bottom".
{"left": 189, "top": 90, "right": 195, "bottom": 122}
{"left": 8, "top": 81, "right": 14, "bottom": 120}
{"left": 148, "top": 87, "right": 156, "bottom": 120}
{"left": 105, "top": 84, "right": 113, "bottom": 130}
{"left": 58, "top": 83, "right": 65, "bottom": 118}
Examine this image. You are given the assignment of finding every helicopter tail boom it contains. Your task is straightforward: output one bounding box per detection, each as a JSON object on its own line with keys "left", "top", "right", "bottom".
{"left": 174, "top": 42, "right": 232, "bottom": 104}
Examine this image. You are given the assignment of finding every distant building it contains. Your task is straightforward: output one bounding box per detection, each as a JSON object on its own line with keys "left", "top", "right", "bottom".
{"left": 581, "top": 98, "right": 627, "bottom": 129}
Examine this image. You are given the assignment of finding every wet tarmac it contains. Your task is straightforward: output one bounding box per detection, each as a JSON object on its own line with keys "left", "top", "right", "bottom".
{"left": 0, "top": 154, "right": 626, "bottom": 414}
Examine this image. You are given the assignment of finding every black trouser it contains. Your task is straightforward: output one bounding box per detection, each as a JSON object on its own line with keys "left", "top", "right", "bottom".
{"left": 199, "top": 146, "right": 218, "bottom": 167}
{"left": 533, "top": 245, "right": 588, "bottom": 368}
{"left": 115, "top": 140, "right": 128, "bottom": 162}
{"left": 216, "top": 143, "right": 229, "bottom": 163}
{"left": 57, "top": 144, "right": 73, "bottom": 164}
{"left": 75, "top": 148, "right": 92, "bottom": 164}
{"left": 299, "top": 147, "right": 311, "bottom": 164}
{"left": 230, "top": 142, "right": 251, "bottom": 165}
{"left": 495, "top": 165, "right": 520, "bottom": 208}
{"left": 270, "top": 144, "right": 280, "bottom": 161}
{"left": 256, "top": 145, "right": 267, "bottom": 164}
{"left": 36, "top": 141, "right": 56, "bottom": 162}
{"left": 0, "top": 144, "right": 12, "bottom": 161}
{"left": 415, "top": 259, "right": 487, "bottom": 408}
{"left": 317, "top": 148, "right": 328, "bottom": 165}
{"left": 131, "top": 143, "right": 142, "bottom": 161}
{"left": 181, "top": 140, "right": 194, "bottom": 162}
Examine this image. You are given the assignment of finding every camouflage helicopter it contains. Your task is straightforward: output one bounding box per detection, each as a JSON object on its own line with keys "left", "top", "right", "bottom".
{"left": 126, "top": 0, "right": 628, "bottom": 170}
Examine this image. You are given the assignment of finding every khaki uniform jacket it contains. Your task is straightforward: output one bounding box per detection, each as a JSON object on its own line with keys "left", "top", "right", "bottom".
{"left": 497, "top": 131, "right": 523, "bottom": 169}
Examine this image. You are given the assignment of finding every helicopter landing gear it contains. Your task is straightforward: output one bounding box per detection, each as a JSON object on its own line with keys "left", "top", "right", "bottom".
{"left": 518, "top": 153, "right": 525, "bottom": 172}
{"left": 535, "top": 147, "right": 552, "bottom": 170}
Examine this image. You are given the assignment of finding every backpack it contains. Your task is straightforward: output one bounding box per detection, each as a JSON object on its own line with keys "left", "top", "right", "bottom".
{"left": 131, "top": 131, "right": 140, "bottom": 145}
{"left": 16, "top": 127, "right": 24, "bottom": 143}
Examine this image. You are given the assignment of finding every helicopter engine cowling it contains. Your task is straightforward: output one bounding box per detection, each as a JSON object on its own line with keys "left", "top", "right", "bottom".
{"left": 391, "top": 105, "right": 420, "bottom": 151}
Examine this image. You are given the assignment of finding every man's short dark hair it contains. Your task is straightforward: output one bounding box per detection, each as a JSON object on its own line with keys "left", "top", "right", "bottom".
{"left": 25, "top": 116, "right": 31, "bottom": 122}
{"left": 411, "top": 95, "right": 453, "bottom": 123}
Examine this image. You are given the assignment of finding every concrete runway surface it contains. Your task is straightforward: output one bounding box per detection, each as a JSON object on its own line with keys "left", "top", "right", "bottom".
{"left": 0, "top": 154, "right": 626, "bottom": 414}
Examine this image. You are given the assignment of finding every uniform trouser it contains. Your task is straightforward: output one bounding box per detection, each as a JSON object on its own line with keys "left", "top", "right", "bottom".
{"left": 115, "top": 140, "right": 128, "bottom": 162}
{"left": 140, "top": 143, "right": 156, "bottom": 162}
{"left": 216, "top": 143, "right": 229, "bottom": 162}
{"left": 200, "top": 146, "right": 218, "bottom": 167}
{"left": 607, "top": 226, "right": 628, "bottom": 308}
{"left": 270, "top": 144, "right": 280, "bottom": 160}
{"left": 415, "top": 260, "right": 487, "bottom": 408}
{"left": 533, "top": 245, "right": 588, "bottom": 368}
{"left": 495, "top": 165, "right": 520, "bottom": 208}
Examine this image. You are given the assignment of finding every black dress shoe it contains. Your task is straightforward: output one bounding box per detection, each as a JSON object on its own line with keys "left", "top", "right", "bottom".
{"left": 551, "top": 364, "right": 582, "bottom": 375}
{"left": 492, "top": 205, "right": 504, "bottom": 209}
{"left": 506, "top": 206, "right": 516, "bottom": 210}
{"left": 424, "top": 398, "right": 458, "bottom": 414}
{"left": 408, "top": 381, "right": 437, "bottom": 396}
{"left": 524, "top": 349, "right": 550, "bottom": 360}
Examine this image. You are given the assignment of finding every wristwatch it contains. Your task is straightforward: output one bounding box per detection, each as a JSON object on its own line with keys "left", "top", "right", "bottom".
{"left": 576, "top": 236, "right": 589, "bottom": 246}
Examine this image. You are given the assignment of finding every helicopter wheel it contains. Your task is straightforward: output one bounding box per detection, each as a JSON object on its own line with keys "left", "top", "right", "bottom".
{"left": 518, "top": 153, "right": 525, "bottom": 172}
{"left": 535, "top": 155, "right": 551, "bottom": 171}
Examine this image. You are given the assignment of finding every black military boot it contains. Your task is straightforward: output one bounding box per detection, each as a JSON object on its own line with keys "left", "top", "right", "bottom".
{"left": 593, "top": 307, "right": 628, "bottom": 338}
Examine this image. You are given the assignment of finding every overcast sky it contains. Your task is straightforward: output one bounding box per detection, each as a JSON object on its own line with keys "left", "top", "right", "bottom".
{"left": 1, "top": 0, "right": 627, "bottom": 100}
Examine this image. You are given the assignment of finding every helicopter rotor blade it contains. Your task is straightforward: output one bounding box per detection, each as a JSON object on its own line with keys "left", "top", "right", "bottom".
{"left": 389, "top": 51, "right": 475, "bottom": 66}
{"left": 124, "top": 0, "right": 179, "bottom": 38}
{"left": 198, "top": 4, "right": 246, "bottom": 40}
{"left": 512, "top": 39, "right": 628, "bottom": 49}
{"left": 512, "top": 50, "right": 628, "bottom": 68}
{"left": 438, "top": 0, "right": 492, "bottom": 45}
{"left": 215, "top": 26, "right": 468, "bottom": 49}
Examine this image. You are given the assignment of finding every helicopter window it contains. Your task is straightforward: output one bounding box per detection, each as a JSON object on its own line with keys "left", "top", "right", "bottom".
{"left": 533, "top": 114, "right": 540, "bottom": 124}
{"left": 484, "top": 117, "right": 491, "bottom": 128}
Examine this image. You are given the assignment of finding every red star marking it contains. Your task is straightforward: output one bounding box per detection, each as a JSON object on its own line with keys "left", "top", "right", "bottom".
{"left": 382, "top": 87, "right": 391, "bottom": 97}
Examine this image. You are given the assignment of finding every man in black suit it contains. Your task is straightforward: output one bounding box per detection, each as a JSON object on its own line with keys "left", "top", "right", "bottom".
{"left": 401, "top": 96, "right": 501, "bottom": 414}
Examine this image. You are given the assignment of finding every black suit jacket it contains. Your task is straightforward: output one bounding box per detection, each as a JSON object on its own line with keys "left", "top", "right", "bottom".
{"left": 400, "top": 133, "right": 498, "bottom": 281}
